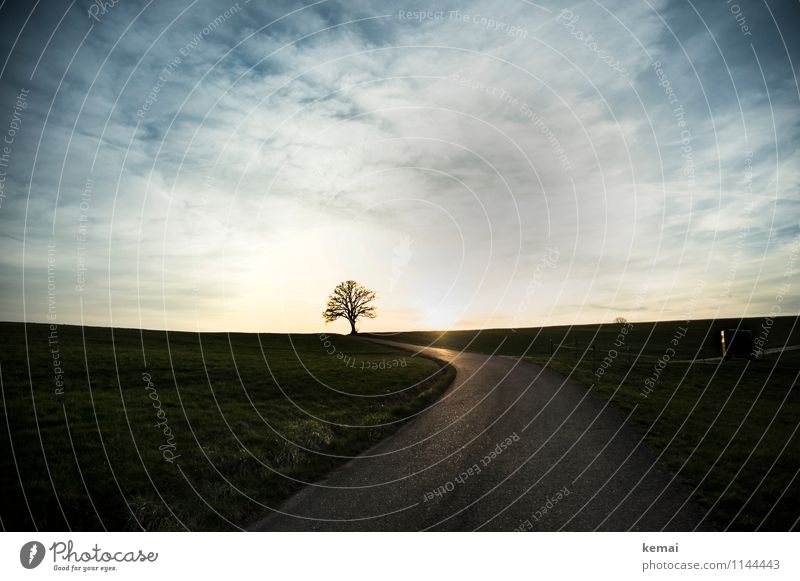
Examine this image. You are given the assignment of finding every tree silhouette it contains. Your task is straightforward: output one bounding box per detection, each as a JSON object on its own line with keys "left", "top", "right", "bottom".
{"left": 614, "top": 316, "right": 628, "bottom": 324}
{"left": 322, "top": 280, "right": 377, "bottom": 335}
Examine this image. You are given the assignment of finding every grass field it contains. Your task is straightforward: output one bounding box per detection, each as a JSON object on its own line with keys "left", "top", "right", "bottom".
{"left": 378, "top": 316, "right": 800, "bottom": 530}
{"left": 0, "top": 323, "right": 454, "bottom": 531}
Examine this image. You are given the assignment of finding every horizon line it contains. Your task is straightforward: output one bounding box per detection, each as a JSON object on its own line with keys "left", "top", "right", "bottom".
{"left": 1, "top": 313, "right": 796, "bottom": 336}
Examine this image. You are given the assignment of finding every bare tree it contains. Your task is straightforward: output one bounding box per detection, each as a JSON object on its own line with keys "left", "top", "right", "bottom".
{"left": 322, "top": 280, "right": 377, "bottom": 335}
{"left": 614, "top": 316, "right": 628, "bottom": 324}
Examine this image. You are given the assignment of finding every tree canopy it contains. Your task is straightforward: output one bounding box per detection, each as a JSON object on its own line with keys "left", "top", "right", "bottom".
{"left": 322, "top": 280, "right": 377, "bottom": 334}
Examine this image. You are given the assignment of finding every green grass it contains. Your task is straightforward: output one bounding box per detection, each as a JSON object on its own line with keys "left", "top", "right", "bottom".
{"left": 377, "top": 316, "right": 800, "bottom": 530}
{"left": 0, "top": 323, "right": 454, "bottom": 531}
{"left": 376, "top": 316, "right": 800, "bottom": 360}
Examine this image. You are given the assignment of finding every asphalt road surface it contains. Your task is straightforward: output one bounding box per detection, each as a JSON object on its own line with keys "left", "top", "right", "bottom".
{"left": 251, "top": 341, "right": 709, "bottom": 531}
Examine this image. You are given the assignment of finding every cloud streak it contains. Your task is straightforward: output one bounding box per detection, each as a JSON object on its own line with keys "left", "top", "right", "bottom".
{"left": 0, "top": 0, "right": 798, "bottom": 333}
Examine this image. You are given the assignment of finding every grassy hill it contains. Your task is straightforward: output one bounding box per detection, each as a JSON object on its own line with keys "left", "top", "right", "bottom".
{"left": 3, "top": 316, "right": 796, "bottom": 531}
{"left": 375, "top": 315, "right": 800, "bottom": 530}
{"left": 0, "top": 323, "right": 454, "bottom": 531}
{"left": 374, "top": 315, "right": 800, "bottom": 361}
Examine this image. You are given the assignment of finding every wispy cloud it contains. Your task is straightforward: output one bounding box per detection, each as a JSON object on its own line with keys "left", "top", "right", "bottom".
{"left": 0, "top": 0, "right": 797, "bottom": 332}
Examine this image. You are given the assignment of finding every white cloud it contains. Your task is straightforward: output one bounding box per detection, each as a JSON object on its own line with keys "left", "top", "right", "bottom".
{"left": 0, "top": 0, "right": 797, "bottom": 331}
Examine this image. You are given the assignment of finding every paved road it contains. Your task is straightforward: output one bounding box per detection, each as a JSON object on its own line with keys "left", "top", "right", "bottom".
{"left": 252, "top": 341, "right": 709, "bottom": 531}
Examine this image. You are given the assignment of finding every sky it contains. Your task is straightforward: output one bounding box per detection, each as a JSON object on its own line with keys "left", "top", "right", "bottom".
{"left": 0, "top": 0, "right": 798, "bottom": 334}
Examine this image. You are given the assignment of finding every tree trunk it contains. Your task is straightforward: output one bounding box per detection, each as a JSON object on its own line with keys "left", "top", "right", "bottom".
{"left": 349, "top": 319, "right": 357, "bottom": 335}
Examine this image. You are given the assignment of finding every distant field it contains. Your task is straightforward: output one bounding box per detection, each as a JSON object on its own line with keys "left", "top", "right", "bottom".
{"left": 377, "top": 316, "right": 800, "bottom": 530}
{"left": 0, "top": 323, "right": 454, "bottom": 531}
{"left": 377, "top": 316, "right": 800, "bottom": 361}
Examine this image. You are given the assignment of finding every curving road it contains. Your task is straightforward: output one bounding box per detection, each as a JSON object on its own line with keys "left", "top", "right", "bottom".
{"left": 251, "top": 341, "right": 709, "bottom": 531}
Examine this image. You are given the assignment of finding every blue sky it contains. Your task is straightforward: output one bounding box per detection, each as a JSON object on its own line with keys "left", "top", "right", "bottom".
{"left": 0, "top": 0, "right": 798, "bottom": 333}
